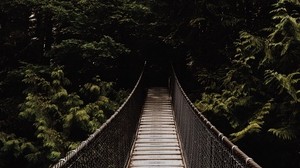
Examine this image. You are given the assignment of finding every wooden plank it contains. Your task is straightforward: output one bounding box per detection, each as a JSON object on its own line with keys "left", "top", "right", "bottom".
{"left": 143, "top": 109, "right": 172, "bottom": 112}
{"left": 138, "top": 128, "right": 176, "bottom": 131}
{"left": 142, "top": 115, "right": 172, "bottom": 117}
{"left": 131, "top": 155, "right": 182, "bottom": 160}
{"left": 139, "top": 128, "right": 176, "bottom": 131}
{"left": 134, "top": 146, "right": 180, "bottom": 151}
{"left": 132, "top": 150, "right": 181, "bottom": 155}
{"left": 136, "top": 139, "right": 178, "bottom": 143}
{"left": 141, "top": 118, "right": 173, "bottom": 121}
{"left": 143, "top": 112, "right": 172, "bottom": 114}
{"left": 141, "top": 117, "right": 173, "bottom": 119}
{"left": 131, "top": 167, "right": 184, "bottom": 168}
{"left": 134, "top": 143, "right": 179, "bottom": 147}
{"left": 143, "top": 109, "right": 170, "bottom": 110}
{"left": 141, "top": 113, "right": 172, "bottom": 115}
{"left": 138, "top": 131, "right": 176, "bottom": 134}
{"left": 144, "top": 107, "right": 171, "bottom": 108}
{"left": 144, "top": 109, "right": 171, "bottom": 110}
{"left": 137, "top": 134, "right": 177, "bottom": 139}
{"left": 131, "top": 167, "right": 183, "bottom": 168}
{"left": 144, "top": 105, "right": 171, "bottom": 107}
{"left": 138, "top": 131, "right": 176, "bottom": 135}
{"left": 141, "top": 121, "right": 174, "bottom": 123}
{"left": 139, "top": 126, "right": 175, "bottom": 128}
{"left": 130, "top": 160, "right": 183, "bottom": 166}
{"left": 147, "top": 107, "right": 172, "bottom": 109}
{"left": 143, "top": 115, "right": 173, "bottom": 117}
{"left": 143, "top": 112, "right": 172, "bottom": 115}
{"left": 138, "top": 132, "right": 175, "bottom": 135}
{"left": 139, "top": 125, "right": 175, "bottom": 128}
{"left": 141, "top": 117, "right": 174, "bottom": 124}
{"left": 143, "top": 113, "right": 172, "bottom": 114}
{"left": 141, "top": 122, "right": 174, "bottom": 125}
{"left": 144, "top": 105, "right": 171, "bottom": 106}
{"left": 140, "top": 121, "right": 174, "bottom": 123}
{"left": 128, "top": 87, "right": 185, "bottom": 168}
{"left": 142, "top": 117, "right": 173, "bottom": 119}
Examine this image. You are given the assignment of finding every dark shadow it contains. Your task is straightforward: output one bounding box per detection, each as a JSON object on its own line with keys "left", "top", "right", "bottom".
{"left": 142, "top": 40, "right": 172, "bottom": 87}
{"left": 145, "top": 59, "right": 170, "bottom": 87}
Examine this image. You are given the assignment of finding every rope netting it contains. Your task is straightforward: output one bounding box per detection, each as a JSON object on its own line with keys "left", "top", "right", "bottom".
{"left": 170, "top": 68, "right": 262, "bottom": 168}
{"left": 51, "top": 65, "right": 146, "bottom": 168}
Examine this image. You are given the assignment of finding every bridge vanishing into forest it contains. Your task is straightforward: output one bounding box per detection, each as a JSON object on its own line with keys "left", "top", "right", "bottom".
{"left": 52, "top": 63, "right": 262, "bottom": 168}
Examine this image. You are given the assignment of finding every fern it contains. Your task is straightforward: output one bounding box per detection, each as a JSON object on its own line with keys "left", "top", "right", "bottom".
{"left": 265, "top": 70, "right": 300, "bottom": 102}
{"left": 268, "top": 127, "right": 296, "bottom": 140}
{"left": 238, "top": 31, "right": 264, "bottom": 54}
{"left": 264, "top": 1, "right": 300, "bottom": 72}
{"left": 230, "top": 99, "right": 273, "bottom": 142}
{"left": 195, "top": 67, "right": 226, "bottom": 91}
{"left": 196, "top": 83, "right": 251, "bottom": 129}
{"left": 231, "top": 122, "right": 262, "bottom": 142}
{"left": 24, "top": 151, "right": 42, "bottom": 163}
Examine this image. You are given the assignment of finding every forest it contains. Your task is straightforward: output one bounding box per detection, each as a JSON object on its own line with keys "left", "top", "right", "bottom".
{"left": 0, "top": 0, "right": 299, "bottom": 167}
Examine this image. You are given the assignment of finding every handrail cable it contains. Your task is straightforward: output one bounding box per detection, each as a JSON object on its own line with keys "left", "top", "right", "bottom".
{"left": 52, "top": 62, "right": 147, "bottom": 168}
{"left": 170, "top": 65, "right": 262, "bottom": 168}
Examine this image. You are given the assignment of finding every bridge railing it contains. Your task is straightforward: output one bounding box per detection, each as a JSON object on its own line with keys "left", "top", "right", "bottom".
{"left": 170, "top": 68, "right": 262, "bottom": 168}
{"left": 52, "top": 64, "right": 146, "bottom": 168}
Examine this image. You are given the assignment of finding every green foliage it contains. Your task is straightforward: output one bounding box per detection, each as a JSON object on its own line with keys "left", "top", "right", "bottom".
{"left": 261, "top": 1, "right": 300, "bottom": 71}
{"left": 146, "top": 0, "right": 300, "bottom": 167}
{"left": 156, "top": 0, "right": 276, "bottom": 69}
{"left": 0, "top": 132, "right": 41, "bottom": 165}
{"left": 190, "top": 2, "right": 300, "bottom": 167}
{"left": 268, "top": 127, "right": 296, "bottom": 140}
{"left": 196, "top": 0, "right": 300, "bottom": 143}
{"left": 0, "top": 0, "right": 149, "bottom": 167}
{"left": 230, "top": 100, "right": 273, "bottom": 142}
{"left": 81, "top": 36, "right": 130, "bottom": 65}
{"left": 0, "top": 132, "right": 37, "bottom": 157}
{"left": 51, "top": 36, "right": 130, "bottom": 61}
{"left": 0, "top": 63, "right": 126, "bottom": 167}
{"left": 265, "top": 70, "right": 300, "bottom": 102}
{"left": 196, "top": 83, "right": 251, "bottom": 130}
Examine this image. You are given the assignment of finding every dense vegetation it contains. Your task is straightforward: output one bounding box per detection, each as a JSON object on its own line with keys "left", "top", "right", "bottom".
{"left": 0, "top": 0, "right": 152, "bottom": 167}
{"left": 1, "top": 0, "right": 299, "bottom": 167}
{"left": 154, "top": 0, "right": 300, "bottom": 167}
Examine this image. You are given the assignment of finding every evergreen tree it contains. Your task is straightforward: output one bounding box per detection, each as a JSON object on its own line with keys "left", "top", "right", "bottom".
{"left": 194, "top": 1, "right": 300, "bottom": 167}
{"left": 0, "top": 0, "right": 151, "bottom": 167}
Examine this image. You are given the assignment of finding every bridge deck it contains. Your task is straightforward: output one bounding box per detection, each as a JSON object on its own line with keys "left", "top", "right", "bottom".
{"left": 128, "top": 87, "right": 185, "bottom": 168}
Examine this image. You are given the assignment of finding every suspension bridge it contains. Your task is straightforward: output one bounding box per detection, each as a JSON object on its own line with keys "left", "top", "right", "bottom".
{"left": 52, "top": 64, "right": 261, "bottom": 168}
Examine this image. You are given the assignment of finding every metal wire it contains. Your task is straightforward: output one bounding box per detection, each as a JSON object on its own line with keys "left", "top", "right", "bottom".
{"left": 51, "top": 64, "right": 146, "bottom": 168}
{"left": 170, "top": 67, "right": 262, "bottom": 168}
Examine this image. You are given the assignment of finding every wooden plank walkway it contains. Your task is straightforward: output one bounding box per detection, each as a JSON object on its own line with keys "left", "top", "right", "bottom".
{"left": 128, "top": 87, "right": 185, "bottom": 168}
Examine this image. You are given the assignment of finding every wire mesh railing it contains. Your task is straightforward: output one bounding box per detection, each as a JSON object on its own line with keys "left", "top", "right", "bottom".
{"left": 51, "top": 64, "right": 146, "bottom": 168}
{"left": 51, "top": 61, "right": 262, "bottom": 168}
{"left": 170, "top": 68, "right": 262, "bottom": 168}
